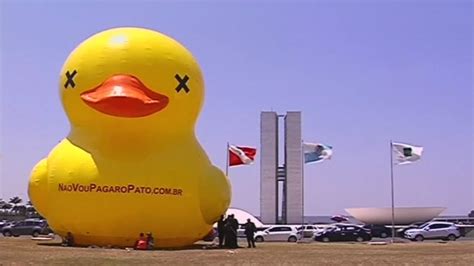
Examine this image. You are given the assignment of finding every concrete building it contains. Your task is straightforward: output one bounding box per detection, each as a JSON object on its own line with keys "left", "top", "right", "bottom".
{"left": 284, "top": 112, "right": 303, "bottom": 224}
{"left": 260, "top": 111, "right": 303, "bottom": 224}
{"left": 260, "top": 111, "right": 279, "bottom": 224}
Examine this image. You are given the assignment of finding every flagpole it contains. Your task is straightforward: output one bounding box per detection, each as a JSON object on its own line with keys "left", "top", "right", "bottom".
{"left": 390, "top": 140, "right": 395, "bottom": 243}
{"left": 300, "top": 139, "right": 304, "bottom": 240}
{"left": 226, "top": 142, "right": 229, "bottom": 177}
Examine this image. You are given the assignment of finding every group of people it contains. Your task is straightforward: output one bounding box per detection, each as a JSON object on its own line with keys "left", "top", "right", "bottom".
{"left": 217, "top": 214, "right": 257, "bottom": 249}
{"left": 61, "top": 216, "right": 259, "bottom": 250}
{"left": 61, "top": 231, "right": 154, "bottom": 250}
{"left": 134, "top": 232, "right": 155, "bottom": 250}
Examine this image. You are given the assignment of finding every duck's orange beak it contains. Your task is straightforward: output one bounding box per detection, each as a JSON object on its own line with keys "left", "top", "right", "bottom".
{"left": 81, "top": 75, "right": 169, "bottom": 118}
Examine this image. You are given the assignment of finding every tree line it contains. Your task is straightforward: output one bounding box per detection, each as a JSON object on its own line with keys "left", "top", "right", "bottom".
{"left": 0, "top": 197, "right": 41, "bottom": 219}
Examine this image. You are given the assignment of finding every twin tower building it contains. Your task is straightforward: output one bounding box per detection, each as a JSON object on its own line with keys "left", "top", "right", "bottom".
{"left": 260, "top": 111, "right": 304, "bottom": 224}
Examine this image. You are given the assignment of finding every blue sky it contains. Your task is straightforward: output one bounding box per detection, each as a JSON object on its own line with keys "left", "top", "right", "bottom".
{"left": 1, "top": 0, "right": 472, "bottom": 216}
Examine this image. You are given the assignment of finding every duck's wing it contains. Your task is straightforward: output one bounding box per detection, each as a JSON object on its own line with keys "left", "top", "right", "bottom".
{"left": 198, "top": 165, "right": 231, "bottom": 225}
{"left": 28, "top": 158, "right": 49, "bottom": 217}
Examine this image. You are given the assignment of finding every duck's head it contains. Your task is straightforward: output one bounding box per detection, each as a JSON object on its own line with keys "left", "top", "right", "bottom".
{"left": 60, "top": 27, "right": 203, "bottom": 137}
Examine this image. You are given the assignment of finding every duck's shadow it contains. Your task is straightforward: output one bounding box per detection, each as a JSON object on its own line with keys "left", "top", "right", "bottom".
{"left": 36, "top": 242, "right": 231, "bottom": 251}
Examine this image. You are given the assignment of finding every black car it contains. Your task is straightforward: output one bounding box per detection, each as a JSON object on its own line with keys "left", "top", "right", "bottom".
{"left": 363, "top": 224, "right": 392, "bottom": 238}
{"left": 0, "top": 220, "right": 8, "bottom": 228}
{"left": 314, "top": 224, "right": 372, "bottom": 242}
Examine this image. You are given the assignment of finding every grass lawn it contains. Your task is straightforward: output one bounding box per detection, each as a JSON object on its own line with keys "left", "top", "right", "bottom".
{"left": 0, "top": 236, "right": 472, "bottom": 265}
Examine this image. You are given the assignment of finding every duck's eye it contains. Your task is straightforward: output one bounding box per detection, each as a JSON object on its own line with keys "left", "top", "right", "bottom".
{"left": 175, "top": 74, "right": 190, "bottom": 93}
{"left": 64, "top": 70, "right": 78, "bottom": 89}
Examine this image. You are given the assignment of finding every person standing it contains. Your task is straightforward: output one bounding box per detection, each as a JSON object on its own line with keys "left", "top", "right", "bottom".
{"left": 217, "top": 215, "right": 226, "bottom": 248}
{"left": 224, "top": 214, "right": 238, "bottom": 248}
{"left": 228, "top": 214, "right": 239, "bottom": 248}
{"left": 224, "top": 215, "right": 233, "bottom": 248}
{"left": 244, "top": 219, "right": 257, "bottom": 248}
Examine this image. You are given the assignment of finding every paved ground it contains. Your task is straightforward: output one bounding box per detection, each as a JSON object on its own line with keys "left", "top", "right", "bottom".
{"left": 0, "top": 236, "right": 472, "bottom": 265}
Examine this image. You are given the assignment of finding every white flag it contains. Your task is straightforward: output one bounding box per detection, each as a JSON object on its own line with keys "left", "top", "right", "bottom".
{"left": 303, "top": 142, "right": 333, "bottom": 164}
{"left": 392, "top": 142, "right": 423, "bottom": 165}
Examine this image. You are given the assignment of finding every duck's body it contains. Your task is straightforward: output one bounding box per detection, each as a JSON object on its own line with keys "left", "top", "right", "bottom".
{"left": 28, "top": 27, "right": 231, "bottom": 248}
{"left": 30, "top": 136, "right": 229, "bottom": 247}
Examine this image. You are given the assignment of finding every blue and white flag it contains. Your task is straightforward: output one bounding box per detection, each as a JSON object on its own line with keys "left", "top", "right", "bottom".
{"left": 303, "top": 142, "right": 333, "bottom": 164}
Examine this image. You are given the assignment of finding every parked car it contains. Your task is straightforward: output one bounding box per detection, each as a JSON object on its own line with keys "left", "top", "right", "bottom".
{"left": 404, "top": 221, "right": 460, "bottom": 241}
{"left": 296, "top": 225, "right": 330, "bottom": 238}
{"left": 202, "top": 228, "right": 217, "bottom": 241}
{"left": 254, "top": 225, "right": 299, "bottom": 242}
{"left": 1, "top": 219, "right": 51, "bottom": 237}
{"left": 237, "top": 225, "right": 269, "bottom": 238}
{"left": 363, "top": 224, "right": 392, "bottom": 238}
{"left": 314, "top": 224, "right": 372, "bottom": 242}
{"left": 0, "top": 220, "right": 9, "bottom": 228}
{"left": 296, "top": 225, "right": 316, "bottom": 238}
{"left": 397, "top": 222, "right": 425, "bottom": 237}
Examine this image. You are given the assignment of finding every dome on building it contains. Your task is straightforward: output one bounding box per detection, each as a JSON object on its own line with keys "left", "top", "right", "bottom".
{"left": 345, "top": 207, "right": 446, "bottom": 225}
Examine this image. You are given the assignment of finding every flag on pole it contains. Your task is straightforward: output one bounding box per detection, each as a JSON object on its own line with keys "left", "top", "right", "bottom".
{"left": 303, "top": 142, "right": 333, "bottom": 164}
{"left": 392, "top": 142, "right": 423, "bottom": 165}
{"left": 228, "top": 145, "right": 257, "bottom": 166}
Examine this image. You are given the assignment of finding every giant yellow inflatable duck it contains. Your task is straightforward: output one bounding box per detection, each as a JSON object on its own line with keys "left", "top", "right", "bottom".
{"left": 28, "top": 27, "right": 231, "bottom": 248}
